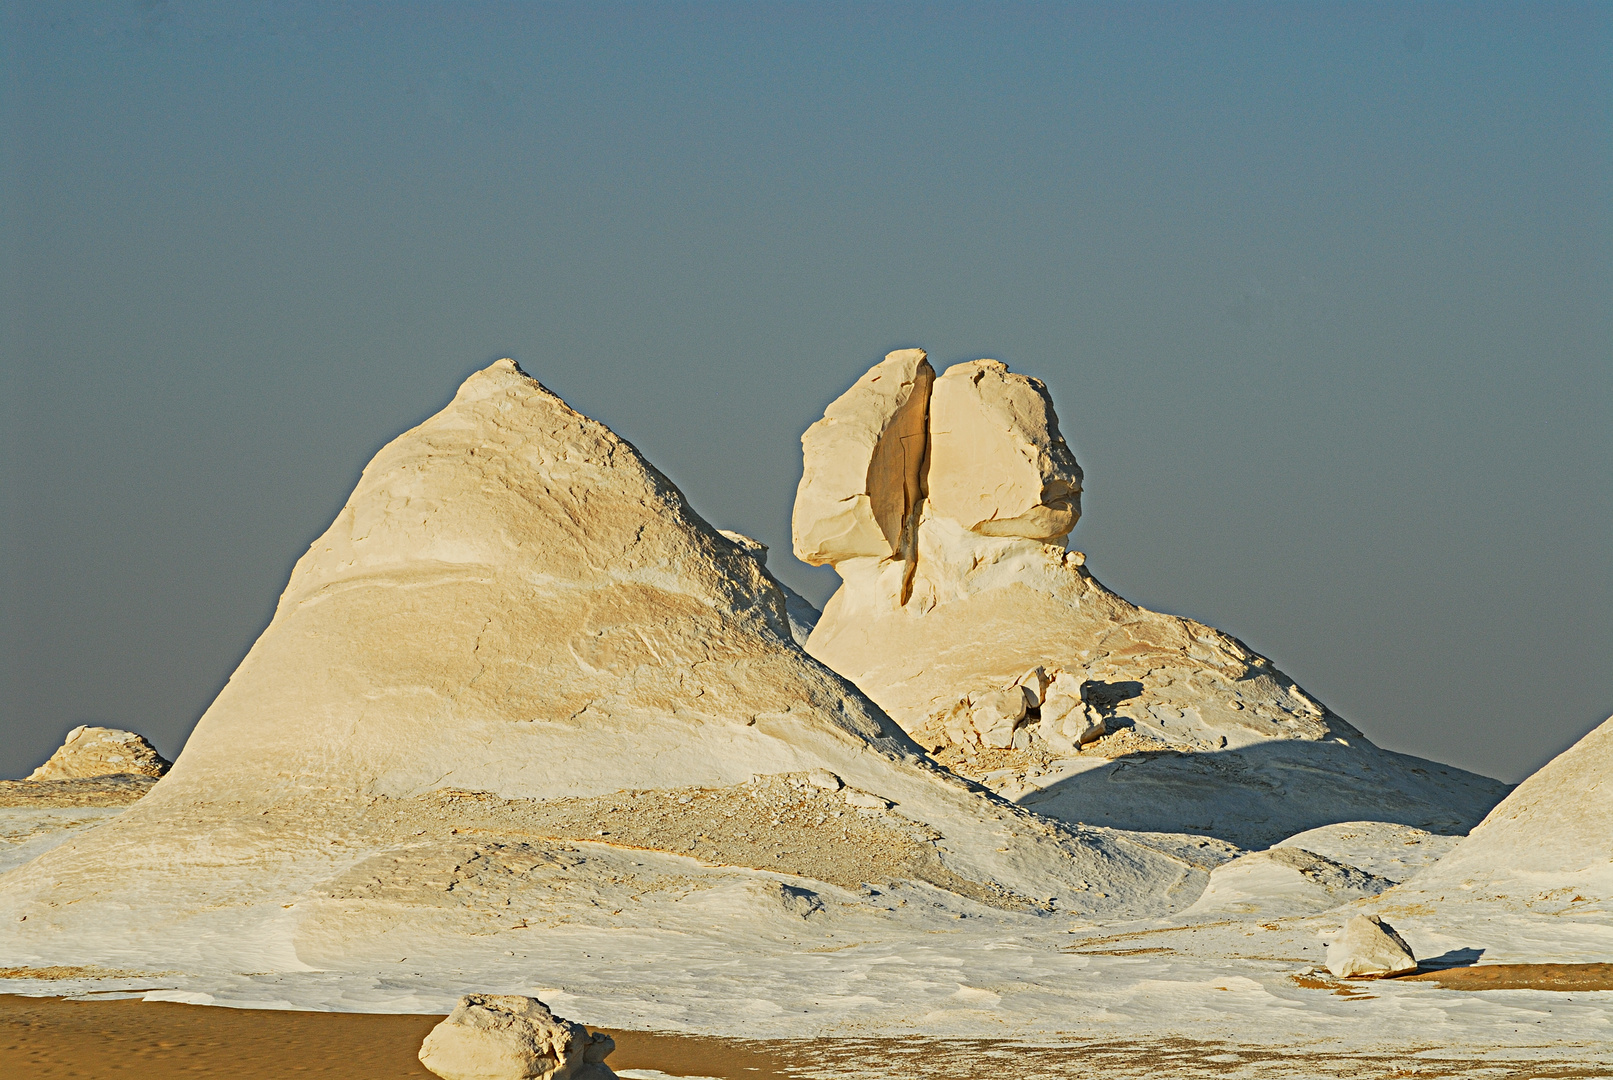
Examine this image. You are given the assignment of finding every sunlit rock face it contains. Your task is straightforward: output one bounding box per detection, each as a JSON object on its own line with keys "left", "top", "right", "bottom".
{"left": 795, "top": 351, "right": 1508, "bottom": 848}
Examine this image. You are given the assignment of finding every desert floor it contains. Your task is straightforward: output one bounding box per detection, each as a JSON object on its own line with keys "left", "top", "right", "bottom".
{"left": 2, "top": 990, "right": 1611, "bottom": 1080}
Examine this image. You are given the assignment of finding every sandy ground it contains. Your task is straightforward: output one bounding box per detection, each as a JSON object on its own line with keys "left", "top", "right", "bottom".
{"left": 2, "top": 992, "right": 1610, "bottom": 1080}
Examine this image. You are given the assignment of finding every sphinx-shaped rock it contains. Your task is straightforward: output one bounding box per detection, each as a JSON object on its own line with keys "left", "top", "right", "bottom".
{"left": 0, "top": 359, "right": 1226, "bottom": 980}
{"left": 26, "top": 726, "right": 170, "bottom": 780}
{"left": 419, "top": 995, "right": 616, "bottom": 1080}
{"left": 797, "top": 352, "right": 1509, "bottom": 848}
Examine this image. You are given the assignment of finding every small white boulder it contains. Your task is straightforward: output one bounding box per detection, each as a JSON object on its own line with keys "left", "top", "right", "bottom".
{"left": 419, "top": 994, "right": 617, "bottom": 1080}
{"left": 1325, "top": 914, "right": 1417, "bottom": 978}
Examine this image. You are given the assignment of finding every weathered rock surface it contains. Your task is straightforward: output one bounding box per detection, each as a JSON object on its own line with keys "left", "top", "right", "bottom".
{"left": 419, "top": 994, "right": 616, "bottom": 1080}
{"left": 926, "top": 359, "right": 1082, "bottom": 541}
{"left": 26, "top": 727, "right": 169, "bottom": 781}
{"left": 797, "top": 353, "right": 1509, "bottom": 848}
{"left": 719, "top": 530, "right": 819, "bottom": 647}
{"left": 1325, "top": 914, "right": 1417, "bottom": 978}
{"left": 1272, "top": 821, "right": 1459, "bottom": 883}
{"left": 793, "top": 348, "right": 933, "bottom": 566}
{"left": 0, "top": 359, "right": 1232, "bottom": 978}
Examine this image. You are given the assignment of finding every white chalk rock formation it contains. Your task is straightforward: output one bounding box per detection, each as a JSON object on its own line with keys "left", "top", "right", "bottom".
{"left": 1272, "top": 822, "right": 1460, "bottom": 884}
{"left": 0, "top": 359, "right": 1232, "bottom": 977}
{"left": 419, "top": 995, "right": 616, "bottom": 1080}
{"left": 926, "top": 359, "right": 1082, "bottom": 541}
{"left": 1325, "top": 914, "right": 1417, "bottom": 978}
{"left": 26, "top": 726, "right": 170, "bottom": 780}
{"left": 797, "top": 352, "right": 1508, "bottom": 848}
{"left": 1386, "top": 714, "right": 1613, "bottom": 906}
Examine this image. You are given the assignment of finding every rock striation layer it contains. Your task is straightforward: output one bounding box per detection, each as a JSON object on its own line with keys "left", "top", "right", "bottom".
{"left": 796, "top": 351, "right": 1508, "bottom": 848}
{"left": 0, "top": 360, "right": 1230, "bottom": 976}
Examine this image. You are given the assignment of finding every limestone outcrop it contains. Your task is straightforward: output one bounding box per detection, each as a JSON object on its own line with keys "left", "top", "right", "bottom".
{"left": 419, "top": 995, "right": 616, "bottom": 1080}
{"left": 796, "top": 352, "right": 1509, "bottom": 848}
{"left": 0, "top": 359, "right": 1232, "bottom": 977}
{"left": 26, "top": 726, "right": 170, "bottom": 781}
{"left": 1325, "top": 914, "right": 1417, "bottom": 978}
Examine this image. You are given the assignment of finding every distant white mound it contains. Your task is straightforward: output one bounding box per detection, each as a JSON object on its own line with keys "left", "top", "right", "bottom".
{"left": 26, "top": 726, "right": 170, "bottom": 780}
{"left": 1387, "top": 714, "right": 1612, "bottom": 906}
{"left": 0, "top": 360, "right": 1230, "bottom": 974}
{"left": 796, "top": 350, "right": 1508, "bottom": 848}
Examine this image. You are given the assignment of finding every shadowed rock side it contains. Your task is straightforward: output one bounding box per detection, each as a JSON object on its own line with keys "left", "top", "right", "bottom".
{"left": 797, "top": 350, "right": 1509, "bottom": 848}
{"left": 0, "top": 360, "right": 1230, "bottom": 974}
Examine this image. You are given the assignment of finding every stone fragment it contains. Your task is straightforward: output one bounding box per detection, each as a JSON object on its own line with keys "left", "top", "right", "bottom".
{"left": 1014, "top": 666, "right": 1050, "bottom": 703}
{"left": 805, "top": 769, "right": 843, "bottom": 791}
{"left": 925, "top": 360, "right": 1082, "bottom": 541}
{"left": 970, "top": 685, "right": 1037, "bottom": 749}
{"left": 26, "top": 727, "right": 170, "bottom": 781}
{"left": 418, "top": 994, "right": 617, "bottom": 1080}
{"left": 843, "top": 790, "right": 891, "bottom": 809}
{"left": 793, "top": 349, "right": 934, "bottom": 565}
{"left": 1325, "top": 914, "right": 1417, "bottom": 978}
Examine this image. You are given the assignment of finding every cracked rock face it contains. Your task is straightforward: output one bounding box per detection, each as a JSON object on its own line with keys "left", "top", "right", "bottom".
{"left": 793, "top": 348, "right": 934, "bottom": 566}
{"left": 794, "top": 351, "right": 1509, "bottom": 848}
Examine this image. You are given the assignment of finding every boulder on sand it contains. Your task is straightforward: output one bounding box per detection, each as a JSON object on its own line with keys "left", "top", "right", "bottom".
{"left": 1325, "top": 914, "right": 1417, "bottom": 978}
{"left": 419, "top": 994, "right": 616, "bottom": 1080}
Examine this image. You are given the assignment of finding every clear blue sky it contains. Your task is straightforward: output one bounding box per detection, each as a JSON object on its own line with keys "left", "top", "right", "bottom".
{"left": 2, "top": 1, "right": 1608, "bottom": 784}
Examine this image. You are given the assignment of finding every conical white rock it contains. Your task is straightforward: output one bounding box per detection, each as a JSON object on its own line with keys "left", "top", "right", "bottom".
{"left": 798, "top": 353, "right": 1508, "bottom": 848}
{"left": 1325, "top": 914, "right": 1417, "bottom": 978}
{"left": 1387, "top": 714, "right": 1613, "bottom": 903}
{"left": 0, "top": 359, "right": 1227, "bottom": 977}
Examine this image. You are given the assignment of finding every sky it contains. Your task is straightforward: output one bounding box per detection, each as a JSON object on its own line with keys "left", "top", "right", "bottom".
{"left": 1, "top": 1, "right": 1608, "bottom": 785}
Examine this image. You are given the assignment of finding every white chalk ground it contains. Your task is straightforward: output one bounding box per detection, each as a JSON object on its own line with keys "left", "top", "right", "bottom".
{"left": 1, "top": 808, "right": 1607, "bottom": 1074}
